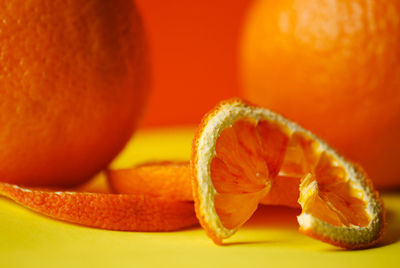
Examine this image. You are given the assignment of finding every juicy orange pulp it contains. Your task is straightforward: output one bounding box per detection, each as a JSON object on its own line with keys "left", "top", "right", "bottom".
{"left": 211, "top": 119, "right": 369, "bottom": 230}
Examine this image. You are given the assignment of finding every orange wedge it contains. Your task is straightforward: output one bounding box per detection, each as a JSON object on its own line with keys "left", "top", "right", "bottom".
{"left": 108, "top": 161, "right": 299, "bottom": 208}
{"left": 191, "top": 98, "right": 385, "bottom": 249}
{"left": 0, "top": 182, "right": 197, "bottom": 231}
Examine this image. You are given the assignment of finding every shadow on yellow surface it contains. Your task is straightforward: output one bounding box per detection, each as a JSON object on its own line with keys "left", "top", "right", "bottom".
{"left": 380, "top": 195, "right": 400, "bottom": 247}
{"left": 246, "top": 205, "right": 300, "bottom": 229}
{"left": 222, "top": 206, "right": 299, "bottom": 246}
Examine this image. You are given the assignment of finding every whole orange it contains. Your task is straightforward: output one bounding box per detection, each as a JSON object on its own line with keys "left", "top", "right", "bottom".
{"left": 0, "top": 0, "right": 148, "bottom": 186}
{"left": 240, "top": 0, "right": 400, "bottom": 188}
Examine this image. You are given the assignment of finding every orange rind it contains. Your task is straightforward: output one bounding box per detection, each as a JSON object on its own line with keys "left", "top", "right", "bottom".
{"left": 107, "top": 162, "right": 193, "bottom": 201}
{"left": 0, "top": 182, "right": 197, "bottom": 231}
{"left": 191, "top": 98, "right": 385, "bottom": 248}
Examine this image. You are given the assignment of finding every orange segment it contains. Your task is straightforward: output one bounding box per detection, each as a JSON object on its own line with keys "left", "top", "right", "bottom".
{"left": 299, "top": 156, "right": 370, "bottom": 228}
{"left": 256, "top": 120, "right": 290, "bottom": 178}
{"left": 215, "top": 189, "right": 269, "bottom": 230}
{"left": 0, "top": 182, "right": 197, "bottom": 231}
{"left": 204, "top": 118, "right": 299, "bottom": 235}
{"left": 259, "top": 175, "right": 300, "bottom": 208}
{"left": 214, "top": 123, "right": 268, "bottom": 191}
{"left": 191, "top": 98, "right": 385, "bottom": 248}
{"left": 207, "top": 118, "right": 291, "bottom": 233}
{"left": 298, "top": 174, "right": 347, "bottom": 227}
{"left": 281, "top": 132, "right": 320, "bottom": 176}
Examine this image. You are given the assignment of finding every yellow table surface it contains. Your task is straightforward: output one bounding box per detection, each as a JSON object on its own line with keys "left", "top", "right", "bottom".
{"left": 1, "top": 127, "right": 399, "bottom": 268}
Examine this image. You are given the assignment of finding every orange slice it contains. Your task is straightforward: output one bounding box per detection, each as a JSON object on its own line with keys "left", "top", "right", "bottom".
{"left": 191, "top": 98, "right": 385, "bottom": 248}
{"left": 0, "top": 182, "right": 197, "bottom": 231}
{"left": 108, "top": 161, "right": 299, "bottom": 208}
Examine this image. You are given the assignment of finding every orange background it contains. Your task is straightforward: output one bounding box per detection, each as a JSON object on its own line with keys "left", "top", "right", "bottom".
{"left": 136, "top": 0, "right": 252, "bottom": 127}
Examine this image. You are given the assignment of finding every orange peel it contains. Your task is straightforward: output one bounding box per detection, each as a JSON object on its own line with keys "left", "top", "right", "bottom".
{"left": 108, "top": 162, "right": 193, "bottom": 201}
{"left": 191, "top": 98, "right": 385, "bottom": 248}
{"left": 0, "top": 182, "right": 197, "bottom": 231}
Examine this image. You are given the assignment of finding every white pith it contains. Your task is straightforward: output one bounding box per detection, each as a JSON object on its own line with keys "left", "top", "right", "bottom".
{"left": 194, "top": 100, "right": 384, "bottom": 246}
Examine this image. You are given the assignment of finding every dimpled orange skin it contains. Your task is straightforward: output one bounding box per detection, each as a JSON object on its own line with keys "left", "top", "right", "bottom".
{"left": 241, "top": 0, "right": 400, "bottom": 188}
{"left": 0, "top": 0, "right": 148, "bottom": 186}
{"left": 0, "top": 182, "right": 197, "bottom": 231}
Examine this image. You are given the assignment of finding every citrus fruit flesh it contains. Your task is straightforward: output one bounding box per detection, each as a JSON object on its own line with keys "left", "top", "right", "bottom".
{"left": 0, "top": 0, "right": 148, "bottom": 186}
{"left": 212, "top": 119, "right": 369, "bottom": 229}
{"left": 240, "top": 0, "right": 400, "bottom": 189}
{"left": 191, "top": 99, "right": 385, "bottom": 248}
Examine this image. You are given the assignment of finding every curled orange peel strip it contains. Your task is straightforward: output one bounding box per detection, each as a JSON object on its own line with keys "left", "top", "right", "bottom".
{"left": 0, "top": 181, "right": 197, "bottom": 231}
